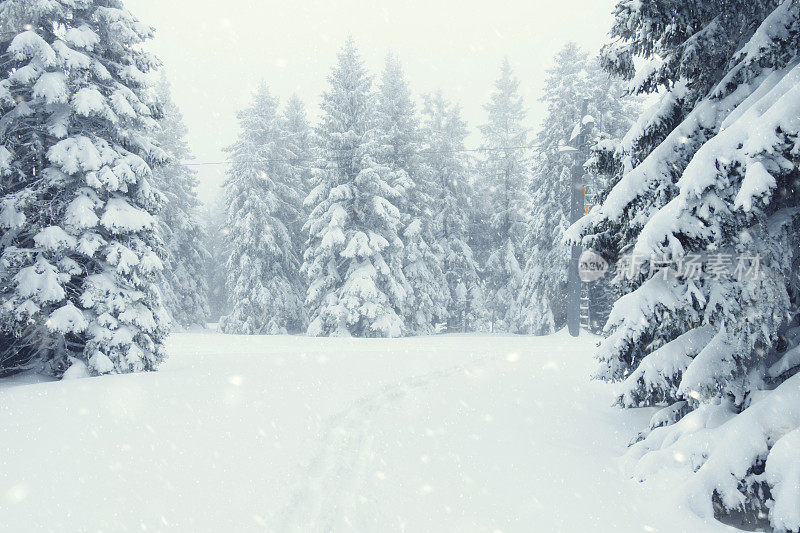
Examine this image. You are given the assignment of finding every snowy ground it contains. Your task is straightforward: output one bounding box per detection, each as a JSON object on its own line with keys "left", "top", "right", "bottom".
{"left": 0, "top": 331, "right": 735, "bottom": 532}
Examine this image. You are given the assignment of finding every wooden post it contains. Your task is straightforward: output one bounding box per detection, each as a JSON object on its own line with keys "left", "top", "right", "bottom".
{"left": 567, "top": 99, "right": 591, "bottom": 338}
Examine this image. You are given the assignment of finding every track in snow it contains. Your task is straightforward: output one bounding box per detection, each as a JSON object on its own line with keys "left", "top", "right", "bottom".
{"left": 276, "top": 356, "right": 494, "bottom": 531}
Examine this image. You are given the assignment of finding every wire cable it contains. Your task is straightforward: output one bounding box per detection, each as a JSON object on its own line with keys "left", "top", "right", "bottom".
{"left": 183, "top": 144, "right": 540, "bottom": 167}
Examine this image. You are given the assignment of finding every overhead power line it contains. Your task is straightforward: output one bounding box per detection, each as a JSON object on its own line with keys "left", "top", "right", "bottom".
{"left": 182, "top": 144, "right": 540, "bottom": 167}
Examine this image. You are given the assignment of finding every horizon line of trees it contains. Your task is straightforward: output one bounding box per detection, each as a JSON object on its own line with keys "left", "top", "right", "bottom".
{"left": 208, "top": 38, "right": 639, "bottom": 338}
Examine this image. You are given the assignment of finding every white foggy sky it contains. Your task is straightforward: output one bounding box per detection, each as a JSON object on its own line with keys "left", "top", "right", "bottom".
{"left": 124, "top": 0, "right": 616, "bottom": 205}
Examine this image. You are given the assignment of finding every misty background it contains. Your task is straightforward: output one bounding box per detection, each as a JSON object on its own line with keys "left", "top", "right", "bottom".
{"left": 124, "top": 0, "right": 615, "bottom": 204}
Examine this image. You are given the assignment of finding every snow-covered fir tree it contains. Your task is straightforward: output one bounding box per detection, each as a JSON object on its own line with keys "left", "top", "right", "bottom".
{"left": 303, "top": 39, "right": 408, "bottom": 337}
{"left": 0, "top": 0, "right": 169, "bottom": 377}
{"left": 516, "top": 44, "right": 585, "bottom": 335}
{"left": 420, "top": 91, "right": 486, "bottom": 332}
{"left": 282, "top": 94, "right": 313, "bottom": 256}
{"left": 219, "top": 83, "right": 305, "bottom": 334}
{"left": 151, "top": 74, "right": 210, "bottom": 328}
{"left": 516, "top": 43, "right": 637, "bottom": 334}
{"left": 201, "top": 199, "right": 228, "bottom": 323}
{"left": 477, "top": 59, "right": 530, "bottom": 332}
{"left": 567, "top": 1, "right": 800, "bottom": 526}
{"left": 376, "top": 54, "right": 448, "bottom": 334}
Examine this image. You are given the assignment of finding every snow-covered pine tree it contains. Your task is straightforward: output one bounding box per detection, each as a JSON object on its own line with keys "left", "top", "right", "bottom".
{"left": 282, "top": 94, "right": 313, "bottom": 256}
{"left": 151, "top": 74, "right": 210, "bottom": 328}
{"left": 478, "top": 59, "right": 530, "bottom": 332}
{"left": 303, "top": 39, "right": 408, "bottom": 337}
{"left": 219, "top": 83, "right": 305, "bottom": 335}
{"left": 376, "top": 54, "right": 448, "bottom": 334}
{"left": 516, "top": 43, "right": 637, "bottom": 334}
{"left": 420, "top": 91, "right": 485, "bottom": 332}
{"left": 567, "top": 1, "right": 800, "bottom": 526}
{"left": 201, "top": 198, "right": 229, "bottom": 323}
{"left": 516, "top": 44, "right": 586, "bottom": 335}
{"left": 0, "top": 0, "right": 169, "bottom": 377}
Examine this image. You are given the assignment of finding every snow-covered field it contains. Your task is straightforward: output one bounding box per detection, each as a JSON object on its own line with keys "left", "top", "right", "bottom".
{"left": 0, "top": 331, "right": 732, "bottom": 532}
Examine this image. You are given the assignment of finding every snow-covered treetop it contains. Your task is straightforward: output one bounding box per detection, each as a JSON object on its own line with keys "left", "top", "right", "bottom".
{"left": 317, "top": 37, "right": 377, "bottom": 161}
{"left": 376, "top": 53, "right": 420, "bottom": 174}
{"left": 480, "top": 57, "right": 529, "bottom": 155}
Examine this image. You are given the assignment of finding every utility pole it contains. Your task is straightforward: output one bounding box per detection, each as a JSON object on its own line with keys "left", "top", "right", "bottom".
{"left": 565, "top": 99, "right": 593, "bottom": 337}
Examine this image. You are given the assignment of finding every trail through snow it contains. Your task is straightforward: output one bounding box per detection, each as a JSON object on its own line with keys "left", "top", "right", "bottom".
{"left": 0, "top": 331, "right": 731, "bottom": 531}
